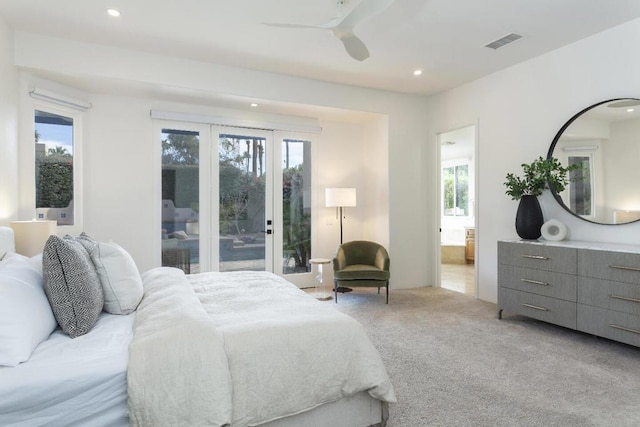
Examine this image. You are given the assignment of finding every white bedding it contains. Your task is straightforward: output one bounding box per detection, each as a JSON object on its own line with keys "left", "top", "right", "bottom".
{"left": 128, "top": 267, "right": 233, "bottom": 426}
{"left": 129, "top": 268, "right": 395, "bottom": 427}
{"left": 190, "top": 270, "right": 396, "bottom": 426}
{"left": 2, "top": 266, "right": 394, "bottom": 427}
{"left": 0, "top": 312, "right": 133, "bottom": 427}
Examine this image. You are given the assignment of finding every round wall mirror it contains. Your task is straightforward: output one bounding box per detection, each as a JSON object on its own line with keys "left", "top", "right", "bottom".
{"left": 547, "top": 98, "right": 640, "bottom": 225}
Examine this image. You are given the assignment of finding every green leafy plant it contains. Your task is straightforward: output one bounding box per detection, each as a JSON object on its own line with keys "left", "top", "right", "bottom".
{"left": 504, "top": 156, "right": 577, "bottom": 200}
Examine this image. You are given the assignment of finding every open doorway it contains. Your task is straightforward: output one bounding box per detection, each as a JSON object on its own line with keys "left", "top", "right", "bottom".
{"left": 438, "top": 125, "right": 476, "bottom": 296}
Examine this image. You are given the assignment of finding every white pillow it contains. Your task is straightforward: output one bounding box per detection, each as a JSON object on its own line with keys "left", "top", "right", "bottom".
{"left": 0, "top": 252, "right": 42, "bottom": 275}
{"left": 0, "top": 256, "right": 57, "bottom": 366}
{"left": 0, "top": 251, "right": 28, "bottom": 266}
{"left": 0, "top": 226, "right": 15, "bottom": 257}
{"left": 87, "top": 240, "right": 143, "bottom": 315}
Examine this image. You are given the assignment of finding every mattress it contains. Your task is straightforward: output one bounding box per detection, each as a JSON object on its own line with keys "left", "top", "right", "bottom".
{"left": 0, "top": 312, "right": 134, "bottom": 427}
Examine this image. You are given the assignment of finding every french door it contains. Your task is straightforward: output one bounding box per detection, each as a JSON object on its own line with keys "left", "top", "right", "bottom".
{"left": 213, "top": 127, "right": 274, "bottom": 272}
{"left": 158, "top": 122, "right": 315, "bottom": 285}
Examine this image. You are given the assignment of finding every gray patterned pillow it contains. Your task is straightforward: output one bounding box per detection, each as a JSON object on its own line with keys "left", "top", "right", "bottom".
{"left": 42, "top": 235, "right": 104, "bottom": 338}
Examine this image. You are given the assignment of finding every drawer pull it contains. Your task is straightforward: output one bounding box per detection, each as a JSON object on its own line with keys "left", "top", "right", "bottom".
{"left": 521, "top": 278, "right": 549, "bottom": 286}
{"left": 609, "top": 264, "right": 640, "bottom": 272}
{"left": 609, "top": 294, "right": 640, "bottom": 304}
{"left": 609, "top": 324, "right": 640, "bottom": 335}
{"left": 521, "top": 303, "right": 548, "bottom": 312}
{"left": 521, "top": 255, "right": 549, "bottom": 260}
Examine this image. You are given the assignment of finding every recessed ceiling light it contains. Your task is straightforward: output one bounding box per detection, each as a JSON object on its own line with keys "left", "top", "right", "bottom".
{"left": 107, "top": 8, "right": 121, "bottom": 17}
{"left": 250, "top": 103, "right": 258, "bottom": 108}
{"left": 627, "top": 108, "right": 635, "bottom": 113}
{"left": 413, "top": 69, "right": 423, "bottom": 76}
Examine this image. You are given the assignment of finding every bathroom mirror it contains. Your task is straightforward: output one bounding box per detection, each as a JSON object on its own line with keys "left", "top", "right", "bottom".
{"left": 547, "top": 98, "right": 640, "bottom": 225}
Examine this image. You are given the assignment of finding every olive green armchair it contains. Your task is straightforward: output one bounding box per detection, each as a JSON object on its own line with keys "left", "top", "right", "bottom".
{"left": 332, "top": 240, "right": 390, "bottom": 304}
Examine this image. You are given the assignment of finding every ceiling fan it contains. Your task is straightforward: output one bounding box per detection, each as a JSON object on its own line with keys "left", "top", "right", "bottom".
{"left": 264, "top": 0, "right": 395, "bottom": 61}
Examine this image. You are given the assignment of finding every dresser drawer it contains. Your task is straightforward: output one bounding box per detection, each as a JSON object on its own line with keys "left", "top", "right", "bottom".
{"left": 498, "top": 241, "right": 577, "bottom": 274}
{"left": 577, "top": 304, "right": 640, "bottom": 347}
{"left": 579, "top": 249, "right": 640, "bottom": 284}
{"left": 578, "top": 277, "right": 640, "bottom": 315}
{"left": 499, "top": 287, "right": 577, "bottom": 329}
{"left": 499, "top": 265, "right": 577, "bottom": 301}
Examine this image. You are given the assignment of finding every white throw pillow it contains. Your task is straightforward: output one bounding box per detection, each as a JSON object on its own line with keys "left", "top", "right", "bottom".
{"left": 0, "top": 256, "right": 57, "bottom": 366}
{"left": 0, "top": 251, "right": 28, "bottom": 266}
{"left": 89, "top": 240, "right": 143, "bottom": 315}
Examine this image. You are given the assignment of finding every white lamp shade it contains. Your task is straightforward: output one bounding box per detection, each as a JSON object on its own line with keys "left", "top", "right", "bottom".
{"left": 325, "top": 188, "right": 357, "bottom": 207}
{"left": 10, "top": 220, "right": 58, "bottom": 257}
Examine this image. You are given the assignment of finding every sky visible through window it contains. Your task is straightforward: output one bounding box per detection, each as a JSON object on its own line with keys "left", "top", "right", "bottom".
{"left": 283, "top": 139, "right": 304, "bottom": 168}
{"left": 36, "top": 122, "right": 73, "bottom": 154}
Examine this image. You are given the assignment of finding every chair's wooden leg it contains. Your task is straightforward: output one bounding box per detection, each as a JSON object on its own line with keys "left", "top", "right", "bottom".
{"left": 377, "top": 287, "right": 380, "bottom": 294}
{"left": 386, "top": 283, "right": 389, "bottom": 304}
{"left": 334, "top": 280, "right": 338, "bottom": 303}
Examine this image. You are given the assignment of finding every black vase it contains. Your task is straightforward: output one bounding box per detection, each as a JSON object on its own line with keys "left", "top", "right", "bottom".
{"left": 515, "top": 195, "right": 543, "bottom": 240}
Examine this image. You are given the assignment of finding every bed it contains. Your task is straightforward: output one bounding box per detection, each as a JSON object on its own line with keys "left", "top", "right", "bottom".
{"left": 0, "top": 226, "right": 395, "bottom": 426}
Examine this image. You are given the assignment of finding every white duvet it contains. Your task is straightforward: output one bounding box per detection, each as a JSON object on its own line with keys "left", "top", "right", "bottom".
{"left": 128, "top": 267, "right": 395, "bottom": 427}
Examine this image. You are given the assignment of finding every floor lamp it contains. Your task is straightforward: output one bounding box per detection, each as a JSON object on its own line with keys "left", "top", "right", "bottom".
{"left": 326, "top": 187, "right": 356, "bottom": 292}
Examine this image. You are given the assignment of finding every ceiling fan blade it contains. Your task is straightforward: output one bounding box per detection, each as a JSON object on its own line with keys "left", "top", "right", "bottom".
{"left": 337, "top": 31, "right": 370, "bottom": 61}
{"left": 263, "top": 22, "right": 323, "bottom": 30}
{"left": 338, "top": 0, "right": 396, "bottom": 30}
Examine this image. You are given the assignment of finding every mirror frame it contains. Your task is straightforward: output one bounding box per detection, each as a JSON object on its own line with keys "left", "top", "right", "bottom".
{"left": 547, "top": 97, "right": 640, "bottom": 225}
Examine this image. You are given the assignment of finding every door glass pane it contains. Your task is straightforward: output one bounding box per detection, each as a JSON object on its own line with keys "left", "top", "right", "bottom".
{"left": 161, "top": 129, "right": 200, "bottom": 274}
{"left": 35, "top": 110, "right": 74, "bottom": 225}
{"left": 219, "top": 134, "right": 266, "bottom": 272}
{"left": 282, "top": 139, "right": 312, "bottom": 275}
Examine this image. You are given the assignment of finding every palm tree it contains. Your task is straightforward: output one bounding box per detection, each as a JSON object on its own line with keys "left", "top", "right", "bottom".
{"left": 47, "top": 146, "right": 72, "bottom": 158}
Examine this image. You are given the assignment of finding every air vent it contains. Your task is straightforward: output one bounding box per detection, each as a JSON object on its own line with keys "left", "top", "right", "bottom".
{"left": 484, "top": 33, "right": 523, "bottom": 50}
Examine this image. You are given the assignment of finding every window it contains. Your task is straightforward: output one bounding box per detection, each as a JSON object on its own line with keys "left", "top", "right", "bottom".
{"left": 568, "top": 155, "right": 593, "bottom": 217}
{"left": 442, "top": 163, "right": 469, "bottom": 217}
{"left": 35, "top": 110, "right": 75, "bottom": 225}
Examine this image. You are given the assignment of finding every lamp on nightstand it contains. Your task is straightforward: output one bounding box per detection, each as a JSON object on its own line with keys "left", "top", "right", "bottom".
{"left": 10, "top": 220, "right": 57, "bottom": 256}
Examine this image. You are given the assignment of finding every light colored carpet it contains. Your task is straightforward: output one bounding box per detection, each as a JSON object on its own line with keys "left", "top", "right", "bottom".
{"left": 332, "top": 287, "right": 640, "bottom": 427}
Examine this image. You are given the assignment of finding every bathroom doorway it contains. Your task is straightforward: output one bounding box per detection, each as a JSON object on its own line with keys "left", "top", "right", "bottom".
{"left": 438, "top": 125, "right": 476, "bottom": 296}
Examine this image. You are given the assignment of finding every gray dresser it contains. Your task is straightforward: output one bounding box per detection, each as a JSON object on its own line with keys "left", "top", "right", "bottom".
{"left": 498, "top": 240, "right": 640, "bottom": 347}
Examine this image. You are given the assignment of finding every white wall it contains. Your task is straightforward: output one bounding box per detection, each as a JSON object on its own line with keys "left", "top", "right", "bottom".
{"left": 362, "top": 116, "right": 390, "bottom": 246}
{"left": 0, "top": 17, "right": 18, "bottom": 224}
{"left": 425, "top": 17, "right": 640, "bottom": 303}
{"left": 11, "top": 32, "right": 430, "bottom": 287}
{"left": 316, "top": 120, "right": 368, "bottom": 260}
